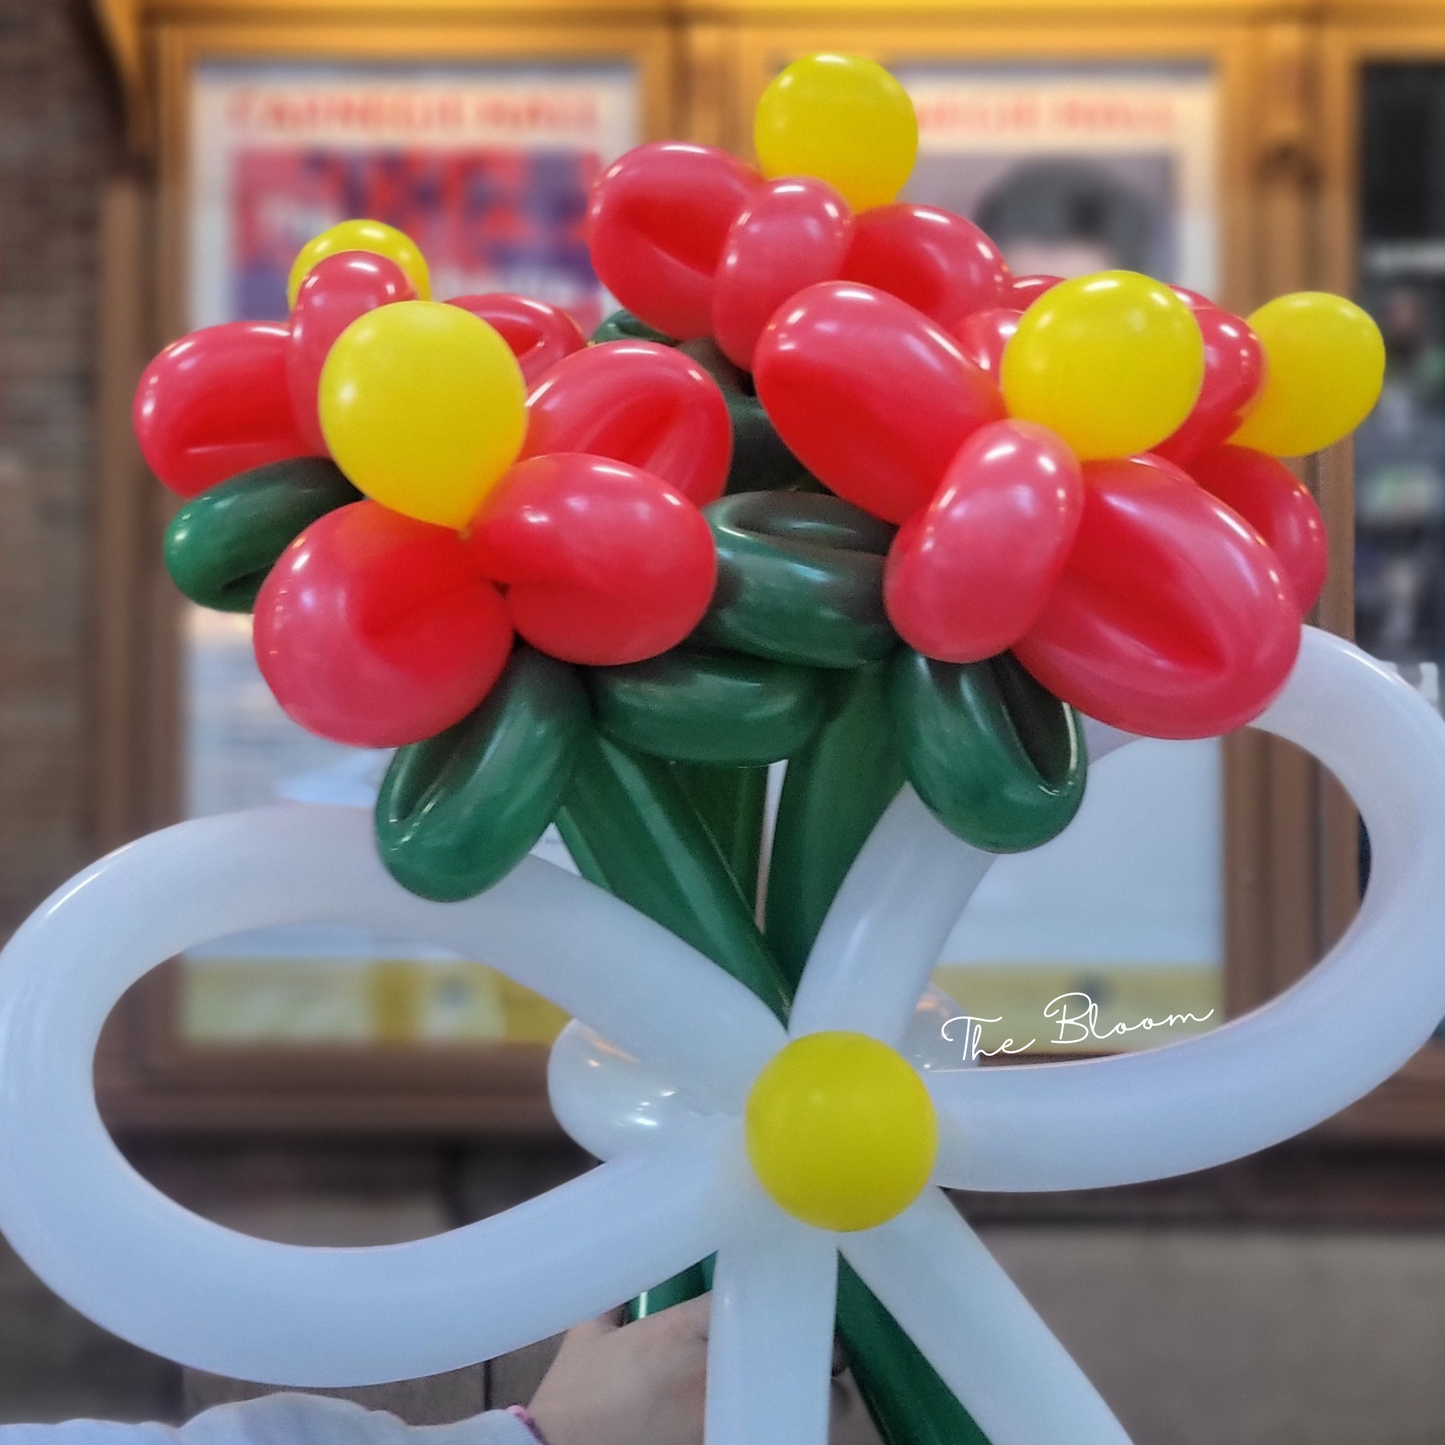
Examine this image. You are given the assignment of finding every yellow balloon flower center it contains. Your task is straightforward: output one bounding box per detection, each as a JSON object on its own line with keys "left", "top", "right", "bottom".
{"left": 745, "top": 1032, "right": 937, "bottom": 1232}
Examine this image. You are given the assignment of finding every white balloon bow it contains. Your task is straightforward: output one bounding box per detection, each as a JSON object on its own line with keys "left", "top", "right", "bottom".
{"left": 1, "top": 628, "right": 1444, "bottom": 1445}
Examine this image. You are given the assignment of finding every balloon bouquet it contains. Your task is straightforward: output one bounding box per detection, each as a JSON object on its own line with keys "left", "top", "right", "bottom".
{"left": 1, "top": 49, "right": 1442, "bottom": 1445}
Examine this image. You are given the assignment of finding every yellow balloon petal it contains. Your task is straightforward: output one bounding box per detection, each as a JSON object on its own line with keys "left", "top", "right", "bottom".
{"left": 318, "top": 301, "right": 526, "bottom": 531}
{"left": 754, "top": 53, "right": 917, "bottom": 212}
{"left": 745, "top": 1032, "right": 936, "bottom": 1233}
{"left": 287, "top": 219, "right": 431, "bottom": 309}
{"left": 1000, "top": 270, "right": 1204, "bottom": 460}
{"left": 1230, "top": 292, "right": 1385, "bottom": 457}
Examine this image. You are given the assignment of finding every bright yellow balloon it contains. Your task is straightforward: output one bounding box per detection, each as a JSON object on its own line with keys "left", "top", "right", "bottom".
{"left": 318, "top": 301, "right": 527, "bottom": 530}
{"left": 745, "top": 1032, "right": 936, "bottom": 1233}
{"left": 754, "top": 53, "right": 917, "bottom": 212}
{"left": 287, "top": 220, "right": 431, "bottom": 309}
{"left": 1230, "top": 292, "right": 1385, "bottom": 457}
{"left": 1000, "top": 270, "right": 1204, "bottom": 460}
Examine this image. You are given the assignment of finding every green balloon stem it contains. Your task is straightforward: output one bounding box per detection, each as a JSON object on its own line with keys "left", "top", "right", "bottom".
{"left": 670, "top": 763, "right": 768, "bottom": 907}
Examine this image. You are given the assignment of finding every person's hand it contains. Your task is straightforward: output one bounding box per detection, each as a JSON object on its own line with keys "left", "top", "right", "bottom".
{"left": 528, "top": 1295, "right": 710, "bottom": 1445}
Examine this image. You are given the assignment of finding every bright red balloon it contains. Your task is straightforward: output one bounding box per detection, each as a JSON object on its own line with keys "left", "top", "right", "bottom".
{"left": 522, "top": 341, "right": 732, "bottom": 505}
{"left": 447, "top": 293, "right": 586, "bottom": 386}
{"left": 1014, "top": 454, "right": 1301, "bottom": 739}
{"left": 288, "top": 252, "right": 416, "bottom": 452}
{"left": 840, "top": 204, "right": 1010, "bottom": 329}
{"left": 950, "top": 307, "right": 1023, "bottom": 380}
{"left": 469, "top": 453, "right": 718, "bottom": 666}
{"left": 1153, "top": 291, "right": 1266, "bottom": 466}
{"left": 1187, "top": 444, "right": 1328, "bottom": 612}
{"left": 254, "top": 501, "right": 512, "bottom": 748}
{"left": 1010, "top": 274, "right": 1062, "bottom": 306}
{"left": 587, "top": 142, "right": 761, "bottom": 340}
{"left": 135, "top": 322, "right": 315, "bottom": 497}
{"left": 885, "top": 420, "right": 1083, "bottom": 662}
{"left": 753, "top": 282, "right": 1006, "bottom": 524}
{"left": 712, "top": 178, "right": 852, "bottom": 369}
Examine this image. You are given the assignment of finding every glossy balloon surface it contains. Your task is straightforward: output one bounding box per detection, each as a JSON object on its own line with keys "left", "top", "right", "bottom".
{"left": 254, "top": 501, "right": 513, "bottom": 747}
{"left": 318, "top": 301, "right": 528, "bottom": 529}
{"left": 447, "top": 293, "right": 586, "bottom": 387}
{"left": 135, "top": 322, "right": 314, "bottom": 496}
{"left": 1009, "top": 274, "right": 1061, "bottom": 306}
{"left": 1001, "top": 270, "right": 1205, "bottom": 460}
{"left": 1153, "top": 293, "right": 1265, "bottom": 466}
{"left": 1014, "top": 455, "right": 1301, "bottom": 738}
{"left": 753, "top": 282, "right": 1005, "bottom": 523}
{"left": 375, "top": 647, "right": 590, "bottom": 901}
{"left": 712, "top": 178, "right": 852, "bottom": 369}
{"left": 950, "top": 307, "right": 1022, "bottom": 379}
{"left": 523, "top": 342, "right": 732, "bottom": 505}
{"left": 288, "top": 252, "right": 416, "bottom": 453}
{"left": 754, "top": 54, "right": 917, "bottom": 212}
{"left": 587, "top": 143, "right": 761, "bottom": 339}
{"left": 745, "top": 1032, "right": 936, "bottom": 1232}
{"left": 884, "top": 420, "right": 1083, "bottom": 663}
{"left": 890, "top": 649, "right": 1087, "bottom": 852}
{"left": 700, "top": 491, "right": 897, "bottom": 667}
{"left": 590, "top": 647, "right": 828, "bottom": 765}
{"left": 164, "top": 457, "right": 360, "bottom": 612}
{"left": 286, "top": 219, "right": 430, "bottom": 308}
{"left": 471, "top": 453, "right": 718, "bottom": 666}
{"left": 1188, "top": 444, "right": 1328, "bottom": 612}
{"left": 840, "top": 204, "right": 1009, "bottom": 328}
{"left": 1231, "top": 292, "right": 1385, "bottom": 457}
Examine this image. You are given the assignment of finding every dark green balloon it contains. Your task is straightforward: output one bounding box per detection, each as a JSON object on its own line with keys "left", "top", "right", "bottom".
{"left": 891, "top": 649, "right": 1087, "bottom": 853}
{"left": 679, "top": 339, "right": 812, "bottom": 494}
{"left": 671, "top": 764, "right": 767, "bottom": 902}
{"left": 590, "top": 309, "right": 676, "bottom": 345}
{"left": 699, "top": 492, "right": 898, "bottom": 668}
{"left": 837, "top": 1260, "right": 991, "bottom": 1445}
{"left": 765, "top": 660, "right": 905, "bottom": 989}
{"left": 375, "top": 648, "right": 589, "bottom": 902}
{"left": 163, "top": 457, "right": 361, "bottom": 612}
{"left": 555, "top": 734, "right": 789, "bottom": 1021}
{"left": 589, "top": 647, "right": 828, "bottom": 765}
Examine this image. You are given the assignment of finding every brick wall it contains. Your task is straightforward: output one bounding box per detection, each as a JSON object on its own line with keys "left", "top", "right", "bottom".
{"left": 0, "top": 0, "right": 125, "bottom": 929}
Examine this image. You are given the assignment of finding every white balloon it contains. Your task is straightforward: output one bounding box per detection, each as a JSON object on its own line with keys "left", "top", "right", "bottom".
{"left": 706, "top": 1189, "right": 838, "bottom": 1445}
{"left": 902, "top": 985, "right": 979, "bottom": 1073}
{"left": 788, "top": 787, "right": 996, "bottom": 1045}
{"left": 0, "top": 805, "right": 768, "bottom": 1384}
{"left": 547, "top": 1020, "right": 712, "bottom": 1161}
{"left": 929, "top": 628, "right": 1445, "bottom": 1191}
{"left": 842, "top": 1190, "right": 1131, "bottom": 1445}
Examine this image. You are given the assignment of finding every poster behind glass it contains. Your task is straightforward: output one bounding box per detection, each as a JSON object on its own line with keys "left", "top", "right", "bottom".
{"left": 896, "top": 66, "right": 1225, "bottom": 1054}
{"left": 182, "top": 62, "right": 638, "bottom": 1046}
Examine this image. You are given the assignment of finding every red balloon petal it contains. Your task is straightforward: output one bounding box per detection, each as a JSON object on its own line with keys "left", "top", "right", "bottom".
{"left": 712, "top": 177, "right": 852, "bottom": 369}
{"left": 949, "top": 307, "right": 1023, "bottom": 380}
{"left": 522, "top": 341, "right": 732, "bottom": 505}
{"left": 1009, "top": 274, "right": 1062, "bottom": 306}
{"left": 587, "top": 142, "right": 761, "bottom": 340}
{"left": 1187, "top": 444, "right": 1328, "bottom": 612}
{"left": 136, "top": 322, "right": 315, "bottom": 496}
{"left": 470, "top": 453, "right": 718, "bottom": 666}
{"left": 1153, "top": 294, "right": 1266, "bottom": 466}
{"left": 447, "top": 293, "right": 586, "bottom": 387}
{"left": 753, "top": 281, "right": 1006, "bottom": 524}
{"left": 1014, "top": 455, "right": 1301, "bottom": 739}
{"left": 288, "top": 252, "right": 416, "bottom": 453}
{"left": 885, "top": 420, "right": 1083, "bottom": 662}
{"left": 254, "top": 501, "right": 513, "bottom": 748}
{"left": 840, "top": 204, "right": 1010, "bottom": 328}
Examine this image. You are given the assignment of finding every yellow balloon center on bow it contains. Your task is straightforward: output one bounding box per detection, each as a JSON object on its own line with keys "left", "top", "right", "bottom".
{"left": 745, "top": 1032, "right": 937, "bottom": 1232}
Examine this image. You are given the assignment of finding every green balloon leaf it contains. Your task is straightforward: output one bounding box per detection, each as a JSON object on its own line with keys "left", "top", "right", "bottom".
{"left": 163, "top": 456, "right": 361, "bottom": 612}
{"left": 891, "top": 648, "right": 1088, "bottom": 853}
{"left": 375, "top": 648, "right": 589, "bottom": 902}
{"left": 699, "top": 492, "right": 898, "bottom": 668}
{"left": 590, "top": 309, "right": 676, "bottom": 346}
{"left": 589, "top": 646, "right": 828, "bottom": 765}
